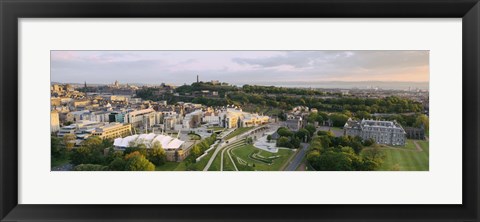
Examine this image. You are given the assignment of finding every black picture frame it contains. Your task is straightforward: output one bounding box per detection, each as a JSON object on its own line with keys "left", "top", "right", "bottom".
{"left": 1, "top": 0, "right": 479, "bottom": 221}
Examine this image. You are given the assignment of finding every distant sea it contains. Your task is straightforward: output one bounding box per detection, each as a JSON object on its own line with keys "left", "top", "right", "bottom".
{"left": 235, "top": 81, "right": 429, "bottom": 91}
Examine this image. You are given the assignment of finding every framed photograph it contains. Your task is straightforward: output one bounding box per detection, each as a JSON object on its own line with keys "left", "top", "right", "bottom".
{"left": 1, "top": 0, "right": 479, "bottom": 221}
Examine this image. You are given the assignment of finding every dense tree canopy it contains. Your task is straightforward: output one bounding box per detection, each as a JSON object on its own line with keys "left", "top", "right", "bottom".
{"left": 63, "top": 133, "right": 76, "bottom": 151}
{"left": 306, "top": 135, "right": 384, "bottom": 171}
{"left": 124, "top": 151, "right": 155, "bottom": 171}
{"left": 275, "top": 127, "right": 302, "bottom": 148}
{"left": 70, "top": 136, "right": 109, "bottom": 165}
{"left": 135, "top": 83, "right": 425, "bottom": 118}
{"left": 74, "top": 164, "right": 109, "bottom": 171}
{"left": 51, "top": 136, "right": 63, "bottom": 158}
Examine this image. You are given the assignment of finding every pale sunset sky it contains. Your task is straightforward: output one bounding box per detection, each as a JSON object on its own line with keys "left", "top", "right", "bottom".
{"left": 51, "top": 51, "right": 429, "bottom": 85}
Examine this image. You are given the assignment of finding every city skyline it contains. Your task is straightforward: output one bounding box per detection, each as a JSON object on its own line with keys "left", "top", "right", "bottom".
{"left": 51, "top": 50, "right": 429, "bottom": 86}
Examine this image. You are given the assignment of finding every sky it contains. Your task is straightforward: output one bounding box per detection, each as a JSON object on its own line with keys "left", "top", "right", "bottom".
{"left": 51, "top": 51, "right": 429, "bottom": 86}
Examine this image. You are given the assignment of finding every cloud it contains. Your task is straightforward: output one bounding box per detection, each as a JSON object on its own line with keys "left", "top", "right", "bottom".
{"left": 232, "top": 51, "right": 428, "bottom": 70}
{"left": 51, "top": 50, "right": 429, "bottom": 84}
{"left": 233, "top": 51, "right": 314, "bottom": 68}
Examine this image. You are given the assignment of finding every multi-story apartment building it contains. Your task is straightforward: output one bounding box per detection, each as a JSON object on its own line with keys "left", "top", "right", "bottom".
{"left": 344, "top": 118, "right": 406, "bottom": 146}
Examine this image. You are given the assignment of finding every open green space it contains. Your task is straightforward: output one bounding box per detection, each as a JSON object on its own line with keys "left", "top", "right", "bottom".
{"left": 401, "top": 139, "right": 417, "bottom": 150}
{"left": 330, "top": 126, "right": 343, "bottom": 131}
{"left": 224, "top": 127, "right": 254, "bottom": 140}
{"left": 373, "top": 140, "right": 429, "bottom": 171}
{"left": 207, "top": 139, "right": 245, "bottom": 171}
{"left": 231, "top": 145, "right": 294, "bottom": 171}
{"left": 208, "top": 152, "right": 222, "bottom": 171}
{"left": 191, "top": 145, "right": 218, "bottom": 170}
{"left": 188, "top": 133, "right": 201, "bottom": 140}
{"left": 223, "top": 150, "right": 236, "bottom": 171}
{"left": 417, "top": 141, "right": 429, "bottom": 154}
{"left": 207, "top": 126, "right": 225, "bottom": 131}
{"left": 155, "top": 161, "right": 187, "bottom": 171}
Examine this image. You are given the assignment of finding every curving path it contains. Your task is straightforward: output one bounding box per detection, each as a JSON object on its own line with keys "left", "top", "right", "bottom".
{"left": 203, "top": 142, "right": 225, "bottom": 171}
{"left": 203, "top": 125, "right": 269, "bottom": 171}
{"left": 412, "top": 140, "right": 423, "bottom": 152}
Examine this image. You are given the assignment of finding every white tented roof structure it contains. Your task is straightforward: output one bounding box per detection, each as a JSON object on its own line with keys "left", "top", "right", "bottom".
{"left": 113, "top": 135, "right": 139, "bottom": 147}
{"left": 166, "top": 138, "right": 184, "bottom": 150}
{"left": 113, "top": 133, "right": 184, "bottom": 150}
{"left": 152, "top": 135, "right": 172, "bottom": 148}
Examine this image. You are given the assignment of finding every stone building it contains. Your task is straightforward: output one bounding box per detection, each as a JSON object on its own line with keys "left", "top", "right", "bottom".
{"left": 344, "top": 118, "right": 406, "bottom": 146}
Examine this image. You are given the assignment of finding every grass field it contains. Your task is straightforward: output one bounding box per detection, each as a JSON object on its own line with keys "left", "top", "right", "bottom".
{"left": 192, "top": 144, "right": 218, "bottom": 170}
{"left": 375, "top": 140, "right": 429, "bottom": 171}
{"left": 188, "top": 133, "right": 201, "bottom": 140}
{"left": 207, "top": 126, "right": 225, "bottom": 131}
{"left": 207, "top": 139, "right": 244, "bottom": 171}
{"left": 231, "top": 145, "right": 294, "bottom": 171}
{"left": 224, "top": 127, "right": 254, "bottom": 140}
{"left": 400, "top": 139, "right": 417, "bottom": 150}
{"left": 223, "top": 150, "right": 236, "bottom": 171}
{"left": 208, "top": 152, "right": 222, "bottom": 171}
{"left": 155, "top": 162, "right": 187, "bottom": 171}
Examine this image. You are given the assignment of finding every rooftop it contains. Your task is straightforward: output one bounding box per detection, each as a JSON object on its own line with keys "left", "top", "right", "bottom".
{"left": 113, "top": 133, "right": 185, "bottom": 150}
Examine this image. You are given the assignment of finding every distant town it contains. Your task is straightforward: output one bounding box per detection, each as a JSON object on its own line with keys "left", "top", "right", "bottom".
{"left": 51, "top": 76, "right": 429, "bottom": 171}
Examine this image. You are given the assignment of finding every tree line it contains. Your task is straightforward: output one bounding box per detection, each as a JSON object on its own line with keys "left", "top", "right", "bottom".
{"left": 306, "top": 132, "right": 384, "bottom": 171}
{"left": 52, "top": 133, "right": 219, "bottom": 171}
{"left": 274, "top": 125, "right": 316, "bottom": 149}
{"left": 135, "top": 83, "right": 424, "bottom": 117}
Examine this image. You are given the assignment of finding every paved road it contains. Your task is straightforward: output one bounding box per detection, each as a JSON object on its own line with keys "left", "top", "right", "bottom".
{"left": 284, "top": 143, "right": 309, "bottom": 171}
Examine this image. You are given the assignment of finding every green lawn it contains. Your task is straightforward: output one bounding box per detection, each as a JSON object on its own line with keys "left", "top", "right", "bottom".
{"left": 188, "top": 133, "right": 201, "bottom": 140}
{"left": 155, "top": 162, "right": 187, "bottom": 171}
{"left": 330, "top": 126, "right": 343, "bottom": 131}
{"left": 223, "top": 149, "right": 236, "bottom": 171}
{"left": 224, "top": 127, "right": 254, "bottom": 140}
{"left": 403, "top": 139, "right": 417, "bottom": 150}
{"left": 191, "top": 145, "right": 218, "bottom": 170}
{"left": 375, "top": 140, "right": 429, "bottom": 171}
{"left": 230, "top": 145, "right": 294, "bottom": 171}
{"left": 207, "top": 139, "right": 246, "bottom": 171}
{"left": 207, "top": 126, "right": 225, "bottom": 131}
{"left": 208, "top": 151, "right": 222, "bottom": 171}
{"left": 417, "top": 141, "right": 429, "bottom": 154}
